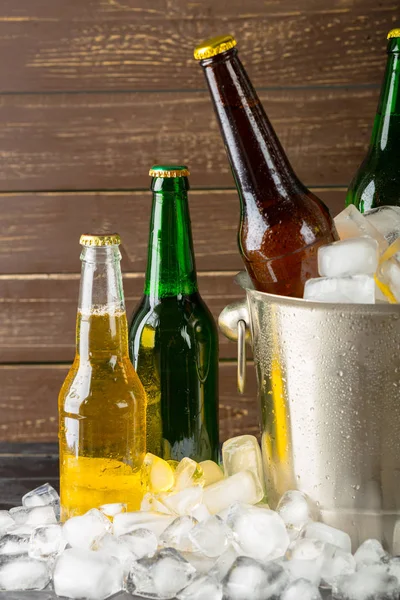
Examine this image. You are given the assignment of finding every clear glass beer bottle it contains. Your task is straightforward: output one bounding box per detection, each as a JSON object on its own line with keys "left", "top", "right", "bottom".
{"left": 194, "top": 35, "right": 338, "bottom": 298}
{"left": 58, "top": 234, "right": 147, "bottom": 519}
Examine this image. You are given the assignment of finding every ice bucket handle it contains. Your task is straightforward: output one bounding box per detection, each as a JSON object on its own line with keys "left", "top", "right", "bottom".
{"left": 218, "top": 300, "right": 250, "bottom": 394}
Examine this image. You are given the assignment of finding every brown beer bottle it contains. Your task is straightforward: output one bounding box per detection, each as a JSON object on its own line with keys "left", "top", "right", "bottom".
{"left": 194, "top": 35, "right": 338, "bottom": 297}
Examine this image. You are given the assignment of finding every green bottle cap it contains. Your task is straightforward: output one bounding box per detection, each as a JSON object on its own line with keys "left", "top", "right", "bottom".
{"left": 149, "top": 165, "right": 190, "bottom": 178}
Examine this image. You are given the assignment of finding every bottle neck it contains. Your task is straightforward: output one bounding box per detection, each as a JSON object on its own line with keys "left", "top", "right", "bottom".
{"left": 144, "top": 178, "right": 198, "bottom": 303}
{"left": 77, "top": 246, "right": 129, "bottom": 360}
{"left": 370, "top": 39, "right": 400, "bottom": 152}
{"left": 200, "top": 49, "right": 301, "bottom": 205}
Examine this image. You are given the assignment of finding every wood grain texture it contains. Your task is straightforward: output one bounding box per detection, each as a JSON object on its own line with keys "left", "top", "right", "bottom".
{"left": 0, "top": 88, "right": 376, "bottom": 191}
{"left": 0, "top": 189, "right": 345, "bottom": 274}
{"left": 0, "top": 0, "right": 396, "bottom": 91}
{"left": 0, "top": 274, "right": 244, "bottom": 361}
{"left": 0, "top": 362, "right": 259, "bottom": 443}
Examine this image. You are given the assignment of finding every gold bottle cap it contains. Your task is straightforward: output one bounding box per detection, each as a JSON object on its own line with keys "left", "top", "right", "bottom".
{"left": 79, "top": 233, "right": 121, "bottom": 246}
{"left": 194, "top": 34, "right": 237, "bottom": 61}
{"left": 149, "top": 165, "right": 190, "bottom": 178}
{"left": 387, "top": 28, "right": 400, "bottom": 39}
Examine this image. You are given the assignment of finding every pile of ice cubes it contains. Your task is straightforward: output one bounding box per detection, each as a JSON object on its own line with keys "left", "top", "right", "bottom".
{"left": 1, "top": 435, "right": 400, "bottom": 599}
{"left": 303, "top": 204, "right": 400, "bottom": 304}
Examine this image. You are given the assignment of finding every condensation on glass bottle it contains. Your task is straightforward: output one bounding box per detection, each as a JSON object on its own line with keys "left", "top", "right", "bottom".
{"left": 346, "top": 29, "right": 400, "bottom": 212}
{"left": 194, "top": 35, "right": 338, "bottom": 298}
{"left": 58, "top": 234, "right": 147, "bottom": 520}
{"left": 129, "top": 166, "right": 219, "bottom": 463}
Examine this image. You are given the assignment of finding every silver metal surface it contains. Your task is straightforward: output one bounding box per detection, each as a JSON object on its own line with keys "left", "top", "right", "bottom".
{"left": 220, "top": 274, "right": 400, "bottom": 552}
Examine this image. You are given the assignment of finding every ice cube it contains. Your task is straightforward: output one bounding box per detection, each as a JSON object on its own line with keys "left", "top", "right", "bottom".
{"left": 113, "top": 510, "right": 174, "bottom": 538}
{"left": 353, "top": 538, "right": 387, "bottom": 569}
{"left": 160, "top": 516, "right": 198, "bottom": 553}
{"left": 203, "top": 471, "right": 263, "bottom": 514}
{"left": 54, "top": 547, "right": 123, "bottom": 600}
{"left": 302, "top": 521, "right": 352, "bottom": 553}
{"left": 209, "top": 545, "right": 239, "bottom": 581}
{"left": 375, "top": 239, "right": 400, "bottom": 303}
{"left": 190, "top": 503, "right": 211, "bottom": 523}
{"left": 0, "top": 533, "right": 30, "bottom": 555}
{"left": 177, "top": 574, "right": 223, "bottom": 600}
{"left": 364, "top": 206, "right": 400, "bottom": 246}
{"left": 0, "top": 512, "right": 15, "bottom": 537}
{"left": 141, "top": 492, "right": 174, "bottom": 514}
{"left": 9, "top": 505, "right": 56, "bottom": 527}
{"left": 189, "top": 515, "right": 230, "bottom": 558}
{"left": 29, "top": 524, "right": 66, "bottom": 560}
{"left": 281, "top": 578, "right": 322, "bottom": 600}
{"left": 277, "top": 490, "right": 320, "bottom": 541}
{"left": 127, "top": 547, "right": 196, "bottom": 599}
{"left": 332, "top": 566, "right": 400, "bottom": 599}
{"left": 94, "top": 533, "right": 135, "bottom": 576}
{"left": 62, "top": 508, "right": 111, "bottom": 550}
{"left": 282, "top": 557, "right": 321, "bottom": 586}
{"left": 181, "top": 551, "right": 216, "bottom": 575}
{"left": 120, "top": 527, "right": 158, "bottom": 560}
{"left": 318, "top": 237, "right": 379, "bottom": 278}
{"left": 99, "top": 502, "right": 127, "bottom": 519}
{"left": 222, "top": 435, "right": 265, "bottom": 498}
{"left": 144, "top": 453, "right": 175, "bottom": 494}
{"left": 223, "top": 556, "right": 289, "bottom": 600}
{"left": 334, "top": 205, "right": 387, "bottom": 253}
{"left": 199, "top": 460, "right": 224, "bottom": 487}
{"left": 161, "top": 485, "right": 203, "bottom": 516}
{"left": 22, "top": 483, "right": 60, "bottom": 512}
{"left": 226, "top": 503, "right": 289, "bottom": 562}
{"left": 321, "top": 543, "right": 356, "bottom": 587}
{"left": 287, "top": 537, "right": 326, "bottom": 562}
{"left": 0, "top": 555, "right": 50, "bottom": 591}
{"left": 174, "top": 458, "right": 205, "bottom": 490}
{"left": 304, "top": 275, "right": 375, "bottom": 304}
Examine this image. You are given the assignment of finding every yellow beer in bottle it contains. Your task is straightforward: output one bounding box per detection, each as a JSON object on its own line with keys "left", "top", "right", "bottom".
{"left": 58, "top": 234, "right": 147, "bottom": 520}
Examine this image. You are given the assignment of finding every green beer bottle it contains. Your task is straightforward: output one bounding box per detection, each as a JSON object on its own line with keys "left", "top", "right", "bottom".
{"left": 346, "top": 29, "right": 400, "bottom": 211}
{"left": 129, "top": 165, "right": 219, "bottom": 462}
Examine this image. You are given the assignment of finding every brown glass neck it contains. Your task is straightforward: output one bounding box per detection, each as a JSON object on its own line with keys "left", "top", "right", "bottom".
{"left": 200, "top": 49, "right": 303, "bottom": 206}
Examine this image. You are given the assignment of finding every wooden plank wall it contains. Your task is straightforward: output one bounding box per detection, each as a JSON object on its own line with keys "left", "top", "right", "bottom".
{"left": 0, "top": 0, "right": 398, "bottom": 443}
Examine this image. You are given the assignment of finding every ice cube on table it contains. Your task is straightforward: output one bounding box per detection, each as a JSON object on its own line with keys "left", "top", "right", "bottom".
{"left": 0, "top": 533, "right": 30, "bottom": 555}
{"left": 334, "top": 205, "right": 388, "bottom": 253}
{"left": 54, "top": 548, "right": 123, "bottom": 600}
{"left": 127, "top": 547, "right": 196, "bottom": 599}
{"left": 189, "top": 515, "right": 230, "bottom": 558}
{"left": 318, "top": 237, "right": 379, "bottom": 278}
{"left": 223, "top": 556, "right": 289, "bottom": 600}
{"left": 222, "top": 435, "right": 265, "bottom": 497}
{"left": 94, "top": 533, "right": 135, "bottom": 576}
{"left": 304, "top": 275, "right": 375, "bottom": 304}
{"left": 283, "top": 557, "right": 322, "bottom": 586}
{"left": 29, "top": 524, "right": 66, "bottom": 560}
{"left": 203, "top": 471, "right": 263, "bottom": 514}
{"left": 226, "top": 503, "right": 290, "bottom": 561}
{"left": 22, "top": 483, "right": 60, "bottom": 511}
{"left": 199, "top": 460, "right": 224, "bottom": 487}
{"left": 302, "top": 522, "right": 352, "bottom": 553}
{"left": 321, "top": 543, "right": 356, "bottom": 587}
{"left": 9, "top": 505, "right": 57, "bottom": 527}
{"left": 62, "top": 508, "right": 111, "bottom": 550}
{"left": 277, "top": 490, "right": 320, "bottom": 541}
{"left": 281, "top": 578, "right": 322, "bottom": 600}
{"left": 174, "top": 458, "right": 205, "bottom": 491}
{"left": 160, "top": 485, "right": 203, "bottom": 516}
{"left": 375, "top": 238, "right": 400, "bottom": 303}
{"left": 181, "top": 551, "right": 216, "bottom": 575}
{"left": 353, "top": 538, "right": 387, "bottom": 569}
{"left": 120, "top": 528, "right": 158, "bottom": 560}
{"left": 113, "top": 511, "right": 174, "bottom": 538}
{"left": 99, "top": 503, "right": 127, "bottom": 519}
{"left": 0, "top": 555, "right": 50, "bottom": 591}
{"left": 177, "top": 574, "right": 223, "bottom": 600}
{"left": 287, "top": 537, "right": 326, "bottom": 562}
{"left": 0, "top": 512, "right": 14, "bottom": 537}
{"left": 364, "top": 206, "right": 400, "bottom": 245}
{"left": 160, "top": 516, "right": 198, "bottom": 553}
{"left": 332, "top": 566, "right": 400, "bottom": 600}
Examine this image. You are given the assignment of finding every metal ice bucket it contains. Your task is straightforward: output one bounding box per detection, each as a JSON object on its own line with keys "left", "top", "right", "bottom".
{"left": 219, "top": 272, "right": 400, "bottom": 552}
